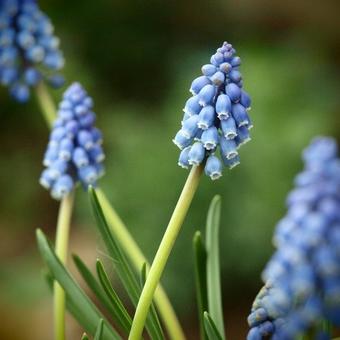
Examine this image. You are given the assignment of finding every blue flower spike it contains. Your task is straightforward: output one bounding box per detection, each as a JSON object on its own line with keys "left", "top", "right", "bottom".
{"left": 39, "top": 82, "right": 105, "bottom": 200}
{"left": 173, "top": 41, "right": 252, "bottom": 179}
{"left": 247, "top": 137, "right": 340, "bottom": 340}
{"left": 0, "top": 0, "right": 65, "bottom": 102}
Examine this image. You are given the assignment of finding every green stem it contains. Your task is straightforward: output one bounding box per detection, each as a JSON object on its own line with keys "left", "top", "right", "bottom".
{"left": 96, "top": 189, "right": 186, "bottom": 340}
{"left": 129, "top": 165, "right": 203, "bottom": 340}
{"left": 35, "top": 82, "right": 57, "bottom": 128}
{"left": 35, "top": 82, "right": 186, "bottom": 340}
{"left": 54, "top": 191, "right": 75, "bottom": 340}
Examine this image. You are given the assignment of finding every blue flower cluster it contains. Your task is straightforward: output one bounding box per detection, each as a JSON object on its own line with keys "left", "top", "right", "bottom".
{"left": 247, "top": 137, "right": 340, "bottom": 340}
{"left": 0, "top": 0, "right": 64, "bottom": 102}
{"left": 173, "top": 41, "right": 252, "bottom": 180}
{"left": 40, "top": 83, "right": 105, "bottom": 200}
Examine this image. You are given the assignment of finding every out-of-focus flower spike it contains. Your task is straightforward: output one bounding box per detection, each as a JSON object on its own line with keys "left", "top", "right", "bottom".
{"left": 40, "top": 82, "right": 105, "bottom": 199}
{"left": 247, "top": 137, "right": 340, "bottom": 339}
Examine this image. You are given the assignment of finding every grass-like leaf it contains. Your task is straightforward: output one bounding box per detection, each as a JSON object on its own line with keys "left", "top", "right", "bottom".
{"left": 96, "top": 259, "right": 132, "bottom": 333}
{"left": 94, "top": 319, "right": 104, "bottom": 340}
{"left": 203, "top": 312, "right": 223, "bottom": 340}
{"left": 206, "top": 195, "right": 225, "bottom": 338}
{"left": 81, "top": 333, "right": 89, "bottom": 340}
{"left": 88, "top": 186, "right": 164, "bottom": 340}
{"left": 74, "top": 255, "right": 132, "bottom": 335}
{"left": 193, "top": 231, "right": 208, "bottom": 340}
{"left": 36, "top": 229, "right": 121, "bottom": 340}
{"left": 139, "top": 263, "right": 164, "bottom": 338}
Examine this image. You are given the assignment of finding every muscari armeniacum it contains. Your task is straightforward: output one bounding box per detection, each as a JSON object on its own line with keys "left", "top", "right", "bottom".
{"left": 0, "top": 0, "right": 64, "bottom": 102}
{"left": 173, "top": 41, "right": 252, "bottom": 180}
{"left": 247, "top": 137, "right": 340, "bottom": 340}
{"left": 40, "top": 82, "right": 105, "bottom": 200}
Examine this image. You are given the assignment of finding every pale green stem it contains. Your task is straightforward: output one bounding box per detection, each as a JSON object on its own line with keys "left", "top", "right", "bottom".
{"left": 54, "top": 191, "right": 75, "bottom": 340}
{"left": 129, "top": 165, "right": 203, "bottom": 340}
{"left": 35, "top": 82, "right": 56, "bottom": 128}
{"left": 35, "top": 82, "right": 186, "bottom": 340}
{"left": 96, "top": 188, "right": 186, "bottom": 340}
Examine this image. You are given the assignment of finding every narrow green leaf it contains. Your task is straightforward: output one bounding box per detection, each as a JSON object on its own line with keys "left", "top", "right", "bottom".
{"left": 88, "top": 187, "right": 164, "bottom": 340}
{"left": 96, "top": 259, "right": 132, "bottom": 333}
{"left": 193, "top": 231, "right": 208, "bottom": 340}
{"left": 74, "top": 255, "right": 131, "bottom": 334}
{"left": 139, "top": 263, "right": 164, "bottom": 339}
{"left": 140, "top": 262, "right": 147, "bottom": 288}
{"left": 94, "top": 319, "right": 104, "bottom": 340}
{"left": 203, "top": 312, "right": 223, "bottom": 340}
{"left": 81, "top": 333, "right": 89, "bottom": 340}
{"left": 36, "top": 229, "right": 121, "bottom": 340}
{"left": 206, "top": 195, "right": 225, "bottom": 338}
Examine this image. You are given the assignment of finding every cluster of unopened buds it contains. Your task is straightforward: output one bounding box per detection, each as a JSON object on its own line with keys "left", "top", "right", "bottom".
{"left": 0, "top": 0, "right": 64, "bottom": 102}
{"left": 173, "top": 41, "right": 252, "bottom": 180}
{"left": 40, "top": 83, "right": 105, "bottom": 200}
{"left": 247, "top": 137, "right": 340, "bottom": 340}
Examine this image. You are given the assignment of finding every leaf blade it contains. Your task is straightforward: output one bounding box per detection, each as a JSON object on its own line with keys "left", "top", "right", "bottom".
{"left": 203, "top": 312, "right": 223, "bottom": 340}
{"left": 74, "top": 255, "right": 131, "bottom": 334}
{"left": 36, "top": 229, "right": 121, "bottom": 340}
{"left": 206, "top": 196, "right": 225, "bottom": 338}
{"left": 96, "top": 259, "right": 132, "bottom": 333}
{"left": 193, "top": 231, "right": 208, "bottom": 340}
{"left": 88, "top": 187, "right": 164, "bottom": 340}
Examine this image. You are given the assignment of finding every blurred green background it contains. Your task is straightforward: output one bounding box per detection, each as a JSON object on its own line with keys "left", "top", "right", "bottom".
{"left": 0, "top": 0, "right": 339, "bottom": 339}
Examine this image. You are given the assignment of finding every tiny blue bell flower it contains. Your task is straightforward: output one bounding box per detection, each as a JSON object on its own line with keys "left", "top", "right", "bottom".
{"left": 247, "top": 137, "right": 340, "bottom": 339}
{"left": 201, "top": 126, "right": 219, "bottom": 150}
{"left": 221, "top": 118, "right": 237, "bottom": 140}
{"left": 178, "top": 147, "right": 191, "bottom": 169}
{"left": 198, "top": 84, "right": 215, "bottom": 106}
{"left": 204, "top": 154, "right": 222, "bottom": 180}
{"left": 190, "top": 75, "right": 211, "bottom": 95}
{"left": 188, "top": 142, "right": 205, "bottom": 166}
{"left": 40, "top": 82, "right": 105, "bottom": 200}
{"left": 216, "top": 94, "right": 231, "bottom": 120}
{"left": 0, "top": 0, "right": 65, "bottom": 102}
{"left": 197, "top": 105, "right": 215, "bottom": 130}
{"left": 173, "top": 41, "right": 252, "bottom": 179}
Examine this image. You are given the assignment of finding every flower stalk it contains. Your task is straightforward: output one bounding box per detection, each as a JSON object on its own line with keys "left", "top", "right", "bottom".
{"left": 129, "top": 164, "right": 203, "bottom": 340}
{"left": 35, "top": 81, "right": 56, "bottom": 128}
{"left": 53, "top": 190, "right": 75, "bottom": 340}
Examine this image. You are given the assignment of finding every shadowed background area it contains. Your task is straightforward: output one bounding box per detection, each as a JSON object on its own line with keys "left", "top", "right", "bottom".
{"left": 0, "top": 0, "right": 339, "bottom": 339}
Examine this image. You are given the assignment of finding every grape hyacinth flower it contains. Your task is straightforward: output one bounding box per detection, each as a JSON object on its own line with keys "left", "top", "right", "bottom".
{"left": 173, "top": 41, "right": 252, "bottom": 180}
{"left": 0, "top": 0, "right": 64, "bottom": 102}
{"left": 247, "top": 137, "right": 340, "bottom": 340}
{"left": 40, "top": 82, "right": 105, "bottom": 200}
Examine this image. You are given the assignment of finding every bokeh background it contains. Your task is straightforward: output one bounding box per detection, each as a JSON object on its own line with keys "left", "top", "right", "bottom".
{"left": 0, "top": 0, "right": 340, "bottom": 339}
